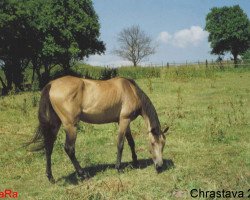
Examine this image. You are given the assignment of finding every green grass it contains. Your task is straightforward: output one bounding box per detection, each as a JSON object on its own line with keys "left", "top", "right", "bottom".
{"left": 0, "top": 67, "right": 249, "bottom": 199}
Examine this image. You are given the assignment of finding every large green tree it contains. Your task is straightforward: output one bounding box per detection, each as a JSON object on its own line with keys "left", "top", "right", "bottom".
{"left": 0, "top": 0, "right": 35, "bottom": 93}
{"left": 0, "top": 0, "right": 105, "bottom": 94}
{"left": 32, "top": 0, "right": 105, "bottom": 84}
{"left": 205, "top": 5, "right": 250, "bottom": 67}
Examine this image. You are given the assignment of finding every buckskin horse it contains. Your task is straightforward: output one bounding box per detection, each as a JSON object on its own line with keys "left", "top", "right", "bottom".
{"left": 29, "top": 76, "right": 168, "bottom": 183}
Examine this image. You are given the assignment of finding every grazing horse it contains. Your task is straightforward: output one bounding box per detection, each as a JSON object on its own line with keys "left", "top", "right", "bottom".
{"left": 30, "top": 76, "right": 168, "bottom": 183}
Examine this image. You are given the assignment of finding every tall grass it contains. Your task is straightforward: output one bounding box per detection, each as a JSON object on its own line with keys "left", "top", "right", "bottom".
{"left": 1, "top": 62, "right": 249, "bottom": 94}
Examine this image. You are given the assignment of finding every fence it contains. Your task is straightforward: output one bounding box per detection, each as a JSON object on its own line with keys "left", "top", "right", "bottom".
{"left": 101, "top": 59, "right": 250, "bottom": 68}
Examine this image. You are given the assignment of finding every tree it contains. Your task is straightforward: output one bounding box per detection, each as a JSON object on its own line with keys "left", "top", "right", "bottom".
{"left": 36, "top": 0, "right": 105, "bottom": 68}
{"left": 114, "top": 25, "right": 156, "bottom": 66}
{"left": 28, "top": 0, "right": 106, "bottom": 87}
{"left": 205, "top": 5, "right": 250, "bottom": 67}
{"left": 0, "top": 0, "right": 105, "bottom": 92}
{"left": 0, "top": 0, "right": 34, "bottom": 93}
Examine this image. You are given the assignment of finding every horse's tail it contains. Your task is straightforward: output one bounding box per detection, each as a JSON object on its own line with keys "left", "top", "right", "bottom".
{"left": 25, "top": 84, "right": 54, "bottom": 151}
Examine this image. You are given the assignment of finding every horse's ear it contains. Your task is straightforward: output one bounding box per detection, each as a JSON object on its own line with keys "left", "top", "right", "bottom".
{"left": 162, "top": 127, "right": 169, "bottom": 135}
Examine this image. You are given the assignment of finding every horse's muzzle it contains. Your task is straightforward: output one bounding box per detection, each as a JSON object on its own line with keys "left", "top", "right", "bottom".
{"left": 155, "top": 161, "right": 163, "bottom": 173}
{"left": 156, "top": 164, "right": 162, "bottom": 172}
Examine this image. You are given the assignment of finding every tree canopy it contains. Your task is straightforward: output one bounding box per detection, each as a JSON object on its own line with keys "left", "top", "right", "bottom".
{"left": 205, "top": 5, "right": 250, "bottom": 66}
{"left": 0, "top": 0, "right": 105, "bottom": 94}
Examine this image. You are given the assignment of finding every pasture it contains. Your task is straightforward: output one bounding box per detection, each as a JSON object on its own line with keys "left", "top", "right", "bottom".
{"left": 0, "top": 66, "right": 249, "bottom": 199}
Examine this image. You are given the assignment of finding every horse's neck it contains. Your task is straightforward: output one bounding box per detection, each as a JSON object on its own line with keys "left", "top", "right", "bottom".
{"left": 135, "top": 84, "right": 160, "bottom": 132}
{"left": 142, "top": 105, "right": 160, "bottom": 132}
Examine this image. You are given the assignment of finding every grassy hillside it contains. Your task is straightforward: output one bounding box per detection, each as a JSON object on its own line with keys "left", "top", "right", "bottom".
{"left": 0, "top": 67, "right": 249, "bottom": 199}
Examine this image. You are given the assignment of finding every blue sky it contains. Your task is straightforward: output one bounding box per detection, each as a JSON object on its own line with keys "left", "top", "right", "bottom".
{"left": 86, "top": 0, "right": 250, "bottom": 67}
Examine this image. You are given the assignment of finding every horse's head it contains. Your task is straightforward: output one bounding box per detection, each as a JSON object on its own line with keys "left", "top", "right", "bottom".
{"left": 149, "top": 126, "right": 169, "bottom": 172}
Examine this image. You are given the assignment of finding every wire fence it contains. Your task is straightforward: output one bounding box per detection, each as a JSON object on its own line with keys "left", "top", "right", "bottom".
{"left": 102, "top": 59, "right": 250, "bottom": 68}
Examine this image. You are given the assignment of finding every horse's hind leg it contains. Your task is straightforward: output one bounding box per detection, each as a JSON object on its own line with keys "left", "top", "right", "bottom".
{"left": 116, "top": 118, "right": 130, "bottom": 171}
{"left": 126, "top": 126, "right": 138, "bottom": 167}
{"left": 64, "top": 124, "right": 85, "bottom": 177}
{"left": 44, "top": 118, "right": 61, "bottom": 184}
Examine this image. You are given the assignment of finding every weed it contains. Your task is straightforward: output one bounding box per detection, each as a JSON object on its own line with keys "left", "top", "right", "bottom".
{"left": 176, "top": 87, "right": 185, "bottom": 118}
{"left": 146, "top": 78, "right": 153, "bottom": 93}
{"left": 206, "top": 104, "right": 227, "bottom": 143}
{"left": 21, "top": 98, "right": 28, "bottom": 115}
{"left": 32, "top": 94, "right": 39, "bottom": 107}
{"left": 227, "top": 96, "right": 247, "bottom": 126}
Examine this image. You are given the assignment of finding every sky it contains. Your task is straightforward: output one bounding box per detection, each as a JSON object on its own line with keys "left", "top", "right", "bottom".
{"left": 86, "top": 0, "right": 250, "bottom": 67}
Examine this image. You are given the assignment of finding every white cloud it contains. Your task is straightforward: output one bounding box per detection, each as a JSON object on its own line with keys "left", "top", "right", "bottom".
{"left": 157, "top": 31, "right": 172, "bottom": 44}
{"left": 158, "top": 26, "right": 208, "bottom": 48}
{"left": 173, "top": 26, "right": 208, "bottom": 48}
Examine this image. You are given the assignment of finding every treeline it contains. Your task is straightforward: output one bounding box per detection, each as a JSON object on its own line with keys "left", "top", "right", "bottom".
{"left": 0, "top": 0, "right": 105, "bottom": 95}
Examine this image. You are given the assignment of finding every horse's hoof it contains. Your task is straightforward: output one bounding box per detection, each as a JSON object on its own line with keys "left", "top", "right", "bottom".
{"left": 132, "top": 161, "right": 139, "bottom": 168}
{"left": 115, "top": 164, "right": 121, "bottom": 170}
{"left": 156, "top": 166, "right": 163, "bottom": 174}
{"left": 47, "top": 173, "right": 55, "bottom": 184}
{"left": 115, "top": 166, "right": 124, "bottom": 173}
{"left": 77, "top": 170, "right": 89, "bottom": 179}
{"left": 48, "top": 177, "right": 56, "bottom": 184}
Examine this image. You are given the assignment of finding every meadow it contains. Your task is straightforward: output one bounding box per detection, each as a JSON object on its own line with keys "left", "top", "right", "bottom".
{"left": 0, "top": 66, "right": 249, "bottom": 199}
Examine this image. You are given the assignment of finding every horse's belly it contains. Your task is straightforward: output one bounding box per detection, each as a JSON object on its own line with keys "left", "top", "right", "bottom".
{"left": 80, "top": 109, "right": 120, "bottom": 124}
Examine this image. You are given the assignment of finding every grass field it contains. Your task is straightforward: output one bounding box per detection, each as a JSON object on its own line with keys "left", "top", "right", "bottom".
{"left": 0, "top": 67, "right": 249, "bottom": 199}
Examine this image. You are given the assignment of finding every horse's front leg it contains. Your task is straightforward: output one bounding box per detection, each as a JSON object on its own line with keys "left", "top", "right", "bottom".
{"left": 115, "top": 118, "right": 130, "bottom": 171}
{"left": 126, "top": 126, "right": 138, "bottom": 167}
{"left": 64, "top": 124, "right": 86, "bottom": 178}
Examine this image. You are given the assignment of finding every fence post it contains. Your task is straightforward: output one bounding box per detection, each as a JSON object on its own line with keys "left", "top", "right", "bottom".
{"left": 206, "top": 59, "right": 208, "bottom": 68}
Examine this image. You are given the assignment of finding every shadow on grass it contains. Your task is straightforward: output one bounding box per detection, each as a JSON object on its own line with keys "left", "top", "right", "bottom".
{"left": 57, "top": 158, "right": 174, "bottom": 185}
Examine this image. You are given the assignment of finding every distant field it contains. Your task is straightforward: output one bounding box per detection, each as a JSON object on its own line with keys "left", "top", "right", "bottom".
{"left": 0, "top": 67, "right": 249, "bottom": 199}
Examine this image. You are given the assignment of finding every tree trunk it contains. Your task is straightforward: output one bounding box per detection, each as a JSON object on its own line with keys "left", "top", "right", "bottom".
{"left": 233, "top": 52, "right": 238, "bottom": 68}
{"left": 12, "top": 60, "right": 24, "bottom": 91}
{"left": 132, "top": 60, "right": 137, "bottom": 67}
{"left": 32, "top": 59, "right": 41, "bottom": 83}
{"left": 3, "top": 61, "right": 13, "bottom": 94}
{"left": 64, "top": 59, "right": 71, "bottom": 73}
{"left": 31, "top": 64, "right": 36, "bottom": 84}
{"left": 0, "top": 75, "right": 8, "bottom": 95}
{"left": 33, "top": 59, "right": 42, "bottom": 89}
{"left": 44, "top": 63, "right": 50, "bottom": 81}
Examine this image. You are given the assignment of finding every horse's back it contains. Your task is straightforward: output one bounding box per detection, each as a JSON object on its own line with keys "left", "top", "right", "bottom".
{"left": 81, "top": 77, "right": 141, "bottom": 123}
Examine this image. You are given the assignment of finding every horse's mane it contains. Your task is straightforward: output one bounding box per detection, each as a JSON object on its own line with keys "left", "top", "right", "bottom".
{"left": 126, "top": 78, "right": 161, "bottom": 134}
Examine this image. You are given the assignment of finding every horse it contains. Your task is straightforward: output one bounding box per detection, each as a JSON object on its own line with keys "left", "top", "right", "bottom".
{"left": 29, "top": 76, "right": 168, "bottom": 183}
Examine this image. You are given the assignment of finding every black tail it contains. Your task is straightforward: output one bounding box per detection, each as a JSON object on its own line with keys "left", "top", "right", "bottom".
{"left": 24, "top": 84, "right": 53, "bottom": 151}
